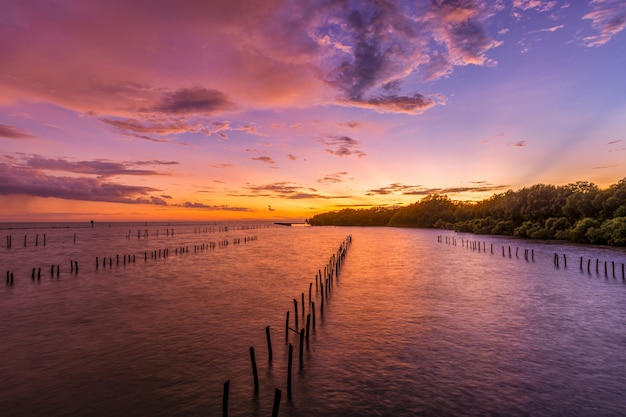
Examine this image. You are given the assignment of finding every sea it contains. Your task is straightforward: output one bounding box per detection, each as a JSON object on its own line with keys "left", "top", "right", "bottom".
{"left": 1, "top": 222, "right": 626, "bottom": 417}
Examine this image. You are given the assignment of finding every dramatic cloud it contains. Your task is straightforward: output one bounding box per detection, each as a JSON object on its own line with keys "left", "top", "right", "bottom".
{"left": 0, "top": 162, "right": 161, "bottom": 204}
{"left": 583, "top": 0, "right": 626, "bottom": 46}
{"left": 0, "top": 156, "right": 181, "bottom": 205}
{"left": 0, "top": 124, "right": 34, "bottom": 139}
{"left": 317, "top": 136, "right": 366, "bottom": 157}
{"left": 311, "top": 0, "right": 501, "bottom": 112}
{"left": 24, "top": 156, "right": 175, "bottom": 178}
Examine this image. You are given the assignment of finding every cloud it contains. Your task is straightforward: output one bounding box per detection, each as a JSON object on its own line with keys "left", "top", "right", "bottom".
{"left": 0, "top": 156, "right": 181, "bottom": 205}
{"left": 508, "top": 140, "right": 527, "bottom": 147}
{"left": 180, "top": 201, "right": 252, "bottom": 211}
{"left": 154, "top": 87, "right": 235, "bottom": 114}
{"left": 287, "top": 154, "right": 297, "bottom": 161}
{"left": 341, "top": 93, "right": 436, "bottom": 114}
{"left": 251, "top": 156, "right": 276, "bottom": 164}
{"left": 0, "top": 162, "right": 162, "bottom": 204}
{"left": 512, "top": 0, "right": 558, "bottom": 13}
{"left": 317, "top": 172, "right": 350, "bottom": 184}
{"left": 239, "top": 181, "right": 346, "bottom": 200}
{"left": 317, "top": 136, "right": 366, "bottom": 157}
{"left": 583, "top": 0, "right": 626, "bottom": 46}
{"left": 0, "top": 124, "right": 34, "bottom": 139}
{"left": 366, "top": 181, "right": 509, "bottom": 196}
{"left": 312, "top": 0, "right": 501, "bottom": 112}
{"left": 23, "top": 156, "right": 175, "bottom": 178}
{"left": 208, "top": 163, "right": 234, "bottom": 168}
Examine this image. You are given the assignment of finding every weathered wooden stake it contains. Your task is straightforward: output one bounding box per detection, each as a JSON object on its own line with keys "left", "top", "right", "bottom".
{"left": 312, "top": 302, "right": 316, "bottom": 328}
{"left": 309, "top": 282, "right": 312, "bottom": 302}
{"left": 299, "top": 327, "right": 305, "bottom": 366}
{"left": 294, "top": 299, "right": 299, "bottom": 329}
{"left": 250, "top": 347, "right": 259, "bottom": 393}
{"left": 222, "top": 380, "right": 229, "bottom": 417}
{"left": 272, "top": 388, "right": 282, "bottom": 417}
{"left": 563, "top": 254, "right": 567, "bottom": 268}
{"left": 301, "top": 293, "right": 305, "bottom": 316}
{"left": 285, "top": 311, "right": 289, "bottom": 344}
{"left": 266, "top": 326, "right": 273, "bottom": 361}
{"left": 306, "top": 314, "right": 311, "bottom": 342}
{"left": 287, "top": 344, "right": 293, "bottom": 395}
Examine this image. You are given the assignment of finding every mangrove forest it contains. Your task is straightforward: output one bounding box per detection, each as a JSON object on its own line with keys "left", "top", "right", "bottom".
{"left": 308, "top": 178, "right": 626, "bottom": 246}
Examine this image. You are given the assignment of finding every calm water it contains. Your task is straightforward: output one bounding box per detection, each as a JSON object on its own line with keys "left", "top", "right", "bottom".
{"left": 1, "top": 222, "right": 626, "bottom": 416}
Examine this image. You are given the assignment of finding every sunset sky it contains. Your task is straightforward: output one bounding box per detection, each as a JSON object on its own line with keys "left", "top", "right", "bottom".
{"left": 1, "top": 0, "right": 625, "bottom": 222}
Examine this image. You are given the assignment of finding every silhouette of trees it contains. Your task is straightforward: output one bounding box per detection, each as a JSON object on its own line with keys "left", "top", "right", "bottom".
{"left": 308, "top": 177, "right": 626, "bottom": 246}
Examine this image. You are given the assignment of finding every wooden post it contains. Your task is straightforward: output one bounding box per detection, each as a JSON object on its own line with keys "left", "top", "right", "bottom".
{"left": 287, "top": 344, "right": 293, "bottom": 395}
{"left": 294, "top": 299, "right": 298, "bottom": 330}
{"left": 266, "top": 326, "right": 273, "bottom": 361}
{"left": 563, "top": 254, "right": 567, "bottom": 268}
{"left": 249, "top": 347, "right": 259, "bottom": 393}
{"left": 301, "top": 293, "right": 305, "bottom": 316}
{"left": 309, "top": 282, "right": 312, "bottom": 303}
{"left": 306, "top": 314, "right": 311, "bottom": 342}
{"left": 222, "top": 380, "right": 229, "bottom": 417}
{"left": 299, "top": 327, "right": 305, "bottom": 366}
{"left": 312, "top": 302, "right": 316, "bottom": 328}
{"left": 272, "top": 388, "right": 282, "bottom": 417}
{"left": 285, "top": 311, "right": 289, "bottom": 343}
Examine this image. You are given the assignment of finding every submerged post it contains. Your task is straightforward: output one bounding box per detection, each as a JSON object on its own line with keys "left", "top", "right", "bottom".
{"left": 287, "top": 344, "right": 293, "bottom": 395}
{"left": 250, "top": 347, "right": 259, "bottom": 393}
{"left": 272, "top": 388, "right": 282, "bottom": 417}
{"left": 266, "top": 326, "right": 273, "bottom": 361}
{"left": 222, "top": 380, "right": 229, "bottom": 417}
{"left": 285, "top": 311, "right": 289, "bottom": 344}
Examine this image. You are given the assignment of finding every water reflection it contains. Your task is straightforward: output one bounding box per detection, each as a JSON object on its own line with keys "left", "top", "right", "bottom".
{"left": 1, "top": 224, "right": 625, "bottom": 416}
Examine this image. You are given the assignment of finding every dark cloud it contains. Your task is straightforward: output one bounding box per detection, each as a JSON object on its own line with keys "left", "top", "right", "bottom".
{"left": 317, "top": 136, "right": 366, "bottom": 157}
{"left": 24, "top": 156, "right": 172, "bottom": 178}
{"left": 508, "top": 140, "right": 526, "bottom": 147}
{"left": 287, "top": 154, "right": 297, "bottom": 160}
{"left": 0, "top": 124, "right": 34, "bottom": 139}
{"left": 0, "top": 162, "right": 161, "bottom": 204}
{"left": 343, "top": 93, "right": 435, "bottom": 114}
{"left": 155, "top": 87, "right": 235, "bottom": 115}
{"left": 311, "top": 0, "right": 499, "bottom": 113}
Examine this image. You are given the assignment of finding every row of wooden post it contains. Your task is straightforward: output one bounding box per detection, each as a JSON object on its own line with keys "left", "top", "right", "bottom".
{"left": 222, "top": 235, "right": 352, "bottom": 417}
{"left": 437, "top": 235, "right": 625, "bottom": 281}
{"left": 4, "top": 236, "right": 257, "bottom": 287}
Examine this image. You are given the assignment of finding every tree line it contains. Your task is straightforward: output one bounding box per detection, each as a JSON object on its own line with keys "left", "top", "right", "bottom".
{"left": 308, "top": 177, "right": 626, "bottom": 246}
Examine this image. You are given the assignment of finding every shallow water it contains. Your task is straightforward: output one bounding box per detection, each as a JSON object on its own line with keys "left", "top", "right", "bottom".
{"left": 1, "top": 223, "right": 626, "bottom": 416}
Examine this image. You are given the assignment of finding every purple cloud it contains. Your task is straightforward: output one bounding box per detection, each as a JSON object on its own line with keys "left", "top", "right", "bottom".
{"left": 583, "top": 0, "right": 626, "bottom": 46}
{"left": 0, "top": 124, "right": 34, "bottom": 139}
{"left": 317, "top": 136, "right": 366, "bottom": 157}
{"left": 154, "top": 87, "right": 236, "bottom": 115}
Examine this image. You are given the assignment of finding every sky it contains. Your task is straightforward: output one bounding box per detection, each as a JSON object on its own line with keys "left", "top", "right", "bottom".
{"left": 1, "top": 0, "right": 625, "bottom": 222}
